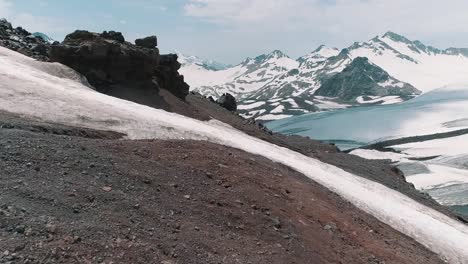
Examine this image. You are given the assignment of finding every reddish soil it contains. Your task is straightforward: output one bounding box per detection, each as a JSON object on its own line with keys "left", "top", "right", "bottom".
{"left": 0, "top": 115, "right": 444, "bottom": 264}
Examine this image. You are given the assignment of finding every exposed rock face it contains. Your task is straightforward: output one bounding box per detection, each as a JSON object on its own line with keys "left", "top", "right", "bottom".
{"left": 49, "top": 30, "right": 189, "bottom": 102}
{"left": 217, "top": 93, "right": 237, "bottom": 111}
{"left": 0, "top": 18, "right": 50, "bottom": 61}
{"left": 135, "top": 35, "right": 157, "bottom": 49}
{"left": 100, "top": 30, "right": 125, "bottom": 43}
{"left": 50, "top": 30, "right": 160, "bottom": 90}
{"left": 155, "top": 54, "right": 189, "bottom": 99}
{"left": 315, "top": 57, "right": 421, "bottom": 101}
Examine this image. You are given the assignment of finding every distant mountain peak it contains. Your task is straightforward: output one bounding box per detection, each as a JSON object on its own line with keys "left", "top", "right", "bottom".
{"left": 175, "top": 51, "right": 230, "bottom": 71}
{"left": 382, "top": 31, "right": 412, "bottom": 43}
{"left": 32, "top": 32, "right": 55, "bottom": 43}
{"left": 268, "top": 50, "right": 288, "bottom": 58}
{"left": 298, "top": 45, "right": 340, "bottom": 65}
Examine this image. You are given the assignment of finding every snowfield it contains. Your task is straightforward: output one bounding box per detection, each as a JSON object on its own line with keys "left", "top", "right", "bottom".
{"left": 351, "top": 134, "right": 468, "bottom": 208}
{"left": 2, "top": 46, "right": 468, "bottom": 263}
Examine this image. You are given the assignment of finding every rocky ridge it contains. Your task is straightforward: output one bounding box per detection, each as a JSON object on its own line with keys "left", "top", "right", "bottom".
{"left": 49, "top": 30, "right": 189, "bottom": 105}
{"left": 0, "top": 18, "right": 51, "bottom": 61}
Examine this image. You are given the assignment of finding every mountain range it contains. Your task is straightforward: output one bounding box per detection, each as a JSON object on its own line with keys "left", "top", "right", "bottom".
{"left": 179, "top": 32, "right": 468, "bottom": 121}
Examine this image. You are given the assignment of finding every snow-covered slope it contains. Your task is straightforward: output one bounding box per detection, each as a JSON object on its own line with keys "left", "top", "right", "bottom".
{"left": 176, "top": 51, "right": 230, "bottom": 71}
{"left": 2, "top": 46, "right": 468, "bottom": 263}
{"left": 348, "top": 32, "right": 468, "bottom": 92}
{"left": 181, "top": 32, "right": 468, "bottom": 120}
{"left": 351, "top": 133, "right": 468, "bottom": 217}
{"left": 182, "top": 50, "right": 299, "bottom": 101}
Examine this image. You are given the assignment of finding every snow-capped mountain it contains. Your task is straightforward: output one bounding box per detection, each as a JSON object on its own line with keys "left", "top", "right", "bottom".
{"left": 176, "top": 51, "right": 230, "bottom": 71}
{"left": 180, "top": 32, "right": 468, "bottom": 121}
{"left": 180, "top": 50, "right": 299, "bottom": 101}
{"left": 32, "top": 32, "right": 55, "bottom": 43}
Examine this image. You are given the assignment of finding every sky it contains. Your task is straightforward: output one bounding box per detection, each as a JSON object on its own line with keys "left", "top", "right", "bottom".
{"left": 1, "top": 0, "right": 468, "bottom": 64}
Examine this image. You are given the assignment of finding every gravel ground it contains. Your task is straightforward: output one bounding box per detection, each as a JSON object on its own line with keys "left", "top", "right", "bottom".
{"left": 0, "top": 111, "right": 444, "bottom": 264}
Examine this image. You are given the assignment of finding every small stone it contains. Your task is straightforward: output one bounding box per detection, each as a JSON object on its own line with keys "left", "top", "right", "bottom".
{"left": 183, "top": 195, "right": 191, "bottom": 200}
{"left": 142, "top": 178, "right": 152, "bottom": 184}
{"left": 272, "top": 218, "right": 281, "bottom": 229}
{"left": 72, "top": 236, "right": 81, "bottom": 244}
{"left": 13, "top": 243, "right": 25, "bottom": 252}
{"left": 102, "top": 186, "right": 112, "bottom": 192}
{"left": 46, "top": 223, "right": 57, "bottom": 234}
{"left": 14, "top": 225, "right": 25, "bottom": 234}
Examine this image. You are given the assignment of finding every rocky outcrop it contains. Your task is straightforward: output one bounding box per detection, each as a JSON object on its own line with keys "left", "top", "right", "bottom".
{"left": 49, "top": 30, "right": 189, "bottom": 102}
{"left": 135, "top": 36, "right": 157, "bottom": 49}
{"left": 155, "top": 54, "right": 189, "bottom": 99}
{"left": 0, "top": 18, "right": 50, "bottom": 61}
{"left": 50, "top": 30, "right": 160, "bottom": 91}
{"left": 217, "top": 93, "right": 237, "bottom": 111}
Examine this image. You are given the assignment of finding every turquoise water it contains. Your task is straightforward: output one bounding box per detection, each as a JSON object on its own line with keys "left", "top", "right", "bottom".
{"left": 267, "top": 89, "right": 468, "bottom": 213}
{"left": 451, "top": 205, "right": 468, "bottom": 216}
{"left": 267, "top": 89, "right": 468, "bottom": 150}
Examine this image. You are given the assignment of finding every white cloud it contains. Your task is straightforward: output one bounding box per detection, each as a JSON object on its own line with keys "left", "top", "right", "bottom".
{"left": 184, "top": 0, "right": 468, "bottom": 44}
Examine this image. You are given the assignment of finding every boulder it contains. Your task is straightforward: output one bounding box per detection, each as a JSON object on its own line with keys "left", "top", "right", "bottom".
{"left": 135, "top": 36, "right": 157, "bottom": 49}
{"left": 101, "top": 31, "right": 125, "bottom": 43}
{"left": 31, "top": 44, "right": 49, "bottom": 56}
{"left": 217, "top": 93, "right": 237, "bottom": 111}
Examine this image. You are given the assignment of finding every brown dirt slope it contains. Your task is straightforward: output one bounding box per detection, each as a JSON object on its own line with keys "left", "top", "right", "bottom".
{"left": 0, "top": 112, "right": 443, "bottom": 264}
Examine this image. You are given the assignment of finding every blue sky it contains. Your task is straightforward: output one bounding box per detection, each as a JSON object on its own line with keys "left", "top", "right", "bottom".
{"left": 2, "top": 0, "right": 468, "bottom": 64}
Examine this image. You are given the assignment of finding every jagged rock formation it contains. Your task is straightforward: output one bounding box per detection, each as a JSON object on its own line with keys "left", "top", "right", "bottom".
{"left": 217, "top": 93, "right": 237, "bottom": 111}
{"left": 0, "top": 18, "right": 50, "bottom": 61}
{"left": 0, "top": 18, "right": 189, "bottom": 106}
{"left": 135, "top": 35, "right": 157, "bottom": 49}
{"left": 49, "top": 30, "right": 189, "bottom": 105}
{"left": 155, "top": 54, "right": 189, "bottom": 99}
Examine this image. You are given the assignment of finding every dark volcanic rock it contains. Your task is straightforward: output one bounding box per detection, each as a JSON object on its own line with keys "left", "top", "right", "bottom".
{"left": 135, "top": 35, "right": 158, "bottom": 49}
{"left": 0, "top": 18, "right": 50, "bottom": 61}
{"left": 101, "top": 30, "right": 125, "bottom": 43}
{"left": 155, "top": 54, "right": 189, "bottom": 99}
{"left": 217, "top": 93, "right": 237, "bottom": 111}
{"left": 50, "top": 30, "right": 160, "bottom": 90}
{"left": 49, "top": 30, "right": 189, "bottom": 103}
